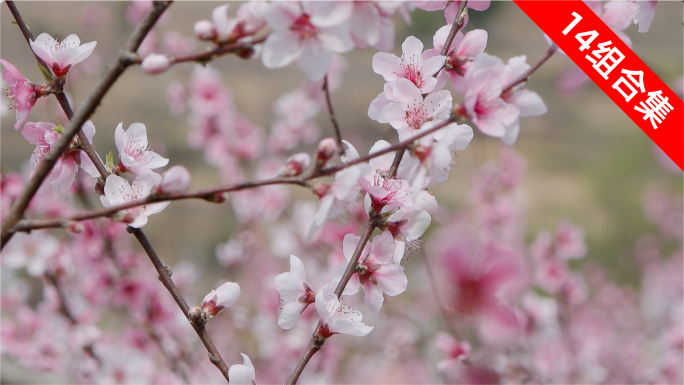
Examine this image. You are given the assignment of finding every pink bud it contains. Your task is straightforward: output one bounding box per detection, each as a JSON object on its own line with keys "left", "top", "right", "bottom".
{"left": 158, "top": 165, "right": 191, "bottom": 195}
{"left": 194, "top": 20, "right": 217, "bottom": 41}
{"left": 315, "top": 138, "right": 337, "bottom": 168}
{"left": 188, "top": 307, "right": 203, "bottom": 323}
{"left": 280, "top": 153, "right": 311, "bottom": 177}
{"left": 141, "top": 54, "right": 171, "bottom": 75}
{"left": 201, "top": 282, "right": 240, "bottom": 319}
{"left": 66, "top": 221, "right": 84, "bottom": 233}
{"left": 312, "top": 182, "right": 331, "bottom": 198}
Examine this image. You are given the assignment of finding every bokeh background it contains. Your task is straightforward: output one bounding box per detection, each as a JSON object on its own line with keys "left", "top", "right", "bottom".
{"left": 1, "top": 1, "right": 682, "bottom": 382}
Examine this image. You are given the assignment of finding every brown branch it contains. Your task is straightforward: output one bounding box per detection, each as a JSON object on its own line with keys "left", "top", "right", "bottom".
{"left": 5, "top": 1, "right": 50, "bottom": 72}
{"left": 44, "top": 272, "right": 100, "bottom": 363}
{"left": 501, "top": 45, "right": 557, "bottom": 95}
{"left": 54, "top": 92, "right": 110, "bottom": 179}
{"left": 322, "top": 75, "right": 344, "bottom": 157}
{"left": 0, "top": 1, "right": 172, "bottom": 249}
{"left": 129, "top": 228, "right": 230, "bottom": 382}
{"left": 11, "top": 118, "right": 458, "bottom": 233}
{"left": 128, "top": 35, "right": 268, "bottom": 65}
{"left": 436, "top": 0, "right": 469, "bottom": 76}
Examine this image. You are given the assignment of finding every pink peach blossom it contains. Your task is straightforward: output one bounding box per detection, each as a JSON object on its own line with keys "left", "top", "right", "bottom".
{"left": 1, "top": 59, "right": 44, "bottom": 129}
{"left": 29, "top": 33, "right": 97, "bottom": 78}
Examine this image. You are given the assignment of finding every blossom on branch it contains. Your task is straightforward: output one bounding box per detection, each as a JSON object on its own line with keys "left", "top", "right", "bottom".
{"left": 228, "top": 353, "right": 256, "bottom": 385}
{"left": 22, "top": 121, "right": 100, "bottom": 190}
{"left": 262, "top": 1, "right": 354, "bottom": 80}
{"left": 340, "top": 231, "right": 408, "bottom": 314}
{"left": 315, "top": 283, "right": 373, "bottom": 338}
{"left": 99, "top": 173, "right": 170, "bottom": 228}
{"left": 275, "top": 255, "right": 316, "bottom": 329}
{"left": 372, "top": 36, "right": 445, "bottom": 94}
{"left": 201, "top": 282, "right": 241, "bottom": 319}
{"left": 114, "top": 122, "right": 169, "bottom": 175}
{"left": 381, "top": 78, "right": 453, "bottom": 141}
{"left": 29, "top": 33, "right": 97, "bottom": 78}
{"left": 425, "top": 26, "right": 488, "bottom": 93}
{"left": 1, "top": 60, "right": 44, "bottom": 129}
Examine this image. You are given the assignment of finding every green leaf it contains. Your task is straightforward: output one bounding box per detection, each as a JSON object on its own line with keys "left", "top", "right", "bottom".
{"left": 106, "top": 152, "right": 114, "bottom": 172}
{"left": 37, "top": 63, "right": 52, "bottom": 82}
{"left": 11, "top": 21, "right": 17, "bottom": 25}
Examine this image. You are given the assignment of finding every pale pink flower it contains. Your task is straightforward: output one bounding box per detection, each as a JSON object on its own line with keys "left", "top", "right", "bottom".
{"left": 157, "top": 165, "right": 191, "bottom": 195}
{"left": 349, "top": 1, "right": 399, "bottom": 51}
{"left": 280, "top": 153, "right": 311, "bottom": 177}
{"left": 586, "top": 0, "right": 638, "bottom": 47}
{"left": 275, "top": 255, "right": 316, "bottom": 329}
{"left": 140, "top": 54, "right": 171, "bottom": 75}
{"left": 399, "top": 123, "right": 474, "bottom": 191}
{"left": 201, "top": 282, "right": 241, "bottom": 319}
{"left": 211, "top": 2, "right": 268, "bottom": 43}
{"left": 29, "top": 33, "right": 97, "bottom": 78}
{"left": 435, "top": 332, "right": 471, "bottom": 372}
{"left": 194, "top": 20, "right": 217, "bottom": 41}
{"left": 433, "top": 226, "right": 528, "bottom": 344}
{"left": 359, "top": 174, "right": 413, "bottom": 212}
{"left": 554, "top": 219, "right": 587, "bottom": 260}
{"left": 165, "top": 81, "right": 187, "bottom": 117}
{"left": 114, "top": 122, "right": 169, "bottom": 175}
{"left": 228, "top": 353, "right": 256, "bottom": 385}
{"left": 499, "top": 56, "right": 547, "bottom": 145}
{"left": 425, "top": 26, "right": 488, "bottom": 93}
{"left": 340, "top": 231, "right": 408, "bottom": 314}
{"left": 162, "top": 30, "right": 195, "bottom": 57}
{"left": 22, "top": 121, "right": 100, "bottom": 190}
{"left": 462, "top": 53, "right": 519, "bottom": 140}
{"left": 632, "top": 0, "right": 657, "bottom": 33}
{"left": 382, "top": 78, "right": 453, "bottom": 140}
{"left": 315, "top": 283, "right": 374, "bottom": 337}
{"left": 1, "top": 60, "right": 44, "bottom": 129}
{"left": 415, "top": 0, "right": 490, "bottom": 24}
{"left": 386, "top": 208, "right": 432, "bottom": 264}
{"left": 372, "top": 36, "right": 446, "bottom": 93}
{"left": 99, "top": 173, "right": 170, "bottom": 228}
{"left": 1, "top": 230, "right": 60, "bottom": 276}
{"left": 262, "top": 1, "right": 354, "bottom": 80}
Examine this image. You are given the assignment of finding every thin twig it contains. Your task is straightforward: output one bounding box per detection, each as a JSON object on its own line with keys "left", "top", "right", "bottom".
{"left": 5, "top": 1, "right": 49, "bottom": 72}
{"left": 287, "top": 224, "right": 375, "bottom": 384}
{"left": 45, "top": 273, "right": 100, "bottom": 363}
{"left": 0, "top": 1, "right": 172, "bottom": 248}
{"left": 322, "top": 75, "right": 344, "bottom": 157}
{"left": 435, "top": 0, "right": 469, "bottom": 76}
{"left": 11, "top": 119, "right": 458, "bottom": 233}
{"left": 54, "top": 92, "right": 110, "bottom": 179}
{"left": 501, "top": 46, "right": 557, "bottom": 95}
{"left": 129, "top": 228, "right": 231, "bottom": 382}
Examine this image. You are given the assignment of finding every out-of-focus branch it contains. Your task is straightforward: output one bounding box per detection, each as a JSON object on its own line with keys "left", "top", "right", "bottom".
{"left": 322, "top": 75, "right": 344, "bottom": 157}
{"left": 0, "top": 0, "right": 172, "bottom": 248}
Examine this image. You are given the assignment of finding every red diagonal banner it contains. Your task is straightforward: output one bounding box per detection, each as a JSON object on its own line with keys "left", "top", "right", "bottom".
{"left": 514, "top": 0, "right": 683, "bottom": 171}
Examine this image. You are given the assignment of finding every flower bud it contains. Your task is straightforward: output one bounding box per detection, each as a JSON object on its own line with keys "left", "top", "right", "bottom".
{"left": 65, "top": 221, "right": 84, "bottom": 234}
{"left": 280, "top": 153, "right": 311, "bottom": 177}
{"left": 312, "top": 181, "right": 331, "bottom": 198}
{"left": 201, "top": 282, "right": 241, "bottom": 319}
{"left": 315, "top": 138, "right": 337, "bottom": 168}
{"left": 141, "top": 54, "right": 171, "bottom": 75}
{"left": 158, "top": 165, "right": 191, "bottom": 195}
{"left": 188, "top": 307, "right": 203, "bottom": 323}
{"left": 194, "top": 20, "right": 217, "bottom": 41}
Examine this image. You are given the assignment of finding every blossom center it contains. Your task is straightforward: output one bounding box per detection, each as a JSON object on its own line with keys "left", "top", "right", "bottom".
{"left": 291, "top": 14, "right": 317, "bottom": 40}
